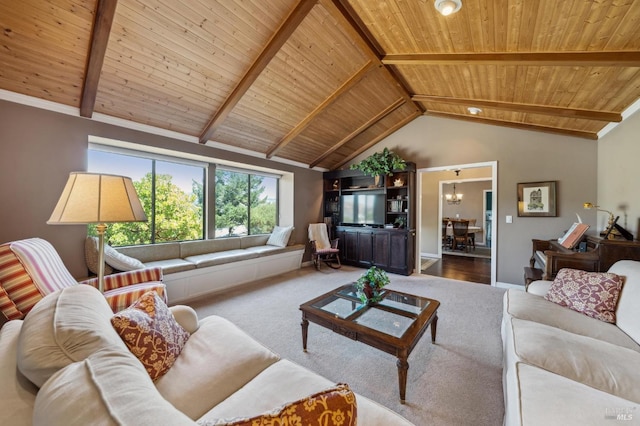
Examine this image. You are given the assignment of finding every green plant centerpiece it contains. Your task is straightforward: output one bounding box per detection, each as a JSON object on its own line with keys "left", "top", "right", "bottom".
{"left": 349, "top": 148, "right": 407, "bottom": 186}
{"left": 355, "top": 266, "right": 390, "bottom": 305}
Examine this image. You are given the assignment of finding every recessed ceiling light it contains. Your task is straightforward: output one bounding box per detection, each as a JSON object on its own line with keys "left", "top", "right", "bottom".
{"left": 467, "top": 107, "right": 482, "bottom": 115}
{"left": 434, "top": 0, "right": 462, "bottom": 16}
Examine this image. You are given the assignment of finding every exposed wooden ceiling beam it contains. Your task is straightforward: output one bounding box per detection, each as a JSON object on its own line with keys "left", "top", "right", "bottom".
{"left": 383, "top": 52, "right": 640, "bottom": 67}
{"left": 332, "top": 111, "right": 421, "bottom": 170}
{"left": 324, "top": 0, "right": 423, "bottom": 110}
{"left": 413, "top": 95, "right": 622, "bottom": 122}
{"left": 80, "top": 0, "right": 118, "bottom": 118}
{"left": 425, "top": 111, "right": 598, "bottom": 140}
{"left": 310, "top": 98, "right": 405, "bottom": 168}
{"left": 199, "top": 0, "right": 317, "bottom": 144}
{"left": 266, "top": 60, "right": 377, "bottom": 158}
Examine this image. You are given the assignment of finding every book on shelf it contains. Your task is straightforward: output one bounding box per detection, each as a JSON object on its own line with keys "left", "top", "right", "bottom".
{"left": 558, "top": 222, "right": 590, "bottom": 249}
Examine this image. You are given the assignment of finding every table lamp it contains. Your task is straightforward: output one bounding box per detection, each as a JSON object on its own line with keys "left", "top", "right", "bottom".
{"left": 583, "top": 202, "right": 615, "bottom": 230}
{"left": 47, "top": 172, "right": 147, "bottom": 292}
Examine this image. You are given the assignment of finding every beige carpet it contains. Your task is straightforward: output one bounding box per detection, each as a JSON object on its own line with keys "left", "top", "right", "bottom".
{"left": 188, "top": 265, "right": 506, "bottom": 426}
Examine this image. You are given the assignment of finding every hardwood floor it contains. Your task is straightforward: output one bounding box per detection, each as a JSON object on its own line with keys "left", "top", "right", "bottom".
{"left": 422, "top": 254, "right": 491, "bottom": 284}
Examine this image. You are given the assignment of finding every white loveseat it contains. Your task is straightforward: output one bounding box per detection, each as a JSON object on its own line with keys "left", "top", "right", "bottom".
{"left": 0, "top": 285, "right": 413, "bottom": 425}
{"left": 502, "top": 260, "right": 640, "bottom": 425}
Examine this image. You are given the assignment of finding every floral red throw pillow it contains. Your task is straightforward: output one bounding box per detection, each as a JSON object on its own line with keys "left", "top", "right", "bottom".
{"left": 111, "top": 291, "right": 190, "bottom": 381}
{"left": 544, "top": 268, "right": 624, "bottom": 323}
{"left": 198, "top": 383, "right": 357, "bottom": 426}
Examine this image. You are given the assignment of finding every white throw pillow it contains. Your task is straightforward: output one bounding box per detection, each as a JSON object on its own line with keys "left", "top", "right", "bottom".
{"left": 266, "top": 226, "right": 293, "bottom": 247}
{"left": 103, "top": 244, "right": 145, "bottom": 271}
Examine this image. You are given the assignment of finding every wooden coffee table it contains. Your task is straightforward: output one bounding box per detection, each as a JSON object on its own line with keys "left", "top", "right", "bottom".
{"left": 299, "top": 283, "right": 440, "bottom": 403}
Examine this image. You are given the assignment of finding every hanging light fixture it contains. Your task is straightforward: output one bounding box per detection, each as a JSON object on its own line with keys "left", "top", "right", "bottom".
{"left": 435, "top": 0, "right": 462, "bottom": 16}
{"left": 446, "top": 183, "right": 463, "bottom": 205}
{"left": 445, "top": 170, "right": 463, "bottom": 205}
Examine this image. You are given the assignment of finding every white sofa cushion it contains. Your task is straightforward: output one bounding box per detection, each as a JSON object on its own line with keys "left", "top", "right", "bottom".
{"left": 155, "top": 315, "right": 280, "bottom": 419}
{"left": 510, "top": 363, "right": 639, "bottom": 426}
{"left": 199, "top": 359, "right": 413, "bottom": 426}
{"left": 508, "top": 317, "right": 640, "bottom": 402}
{"left": 0, "top": 321, "right": 37, "bottom": 426}
{"left": 503, "top": 289, "right": 640, "bottom": 351}
{"left": 609, "top": 260, "right": 640, "bottom": 344}
{"left": 17, "top": 285, "right": 127, "bottom": 387}
{"left": 33, "top": 349, "right": 195, "bottom": 426}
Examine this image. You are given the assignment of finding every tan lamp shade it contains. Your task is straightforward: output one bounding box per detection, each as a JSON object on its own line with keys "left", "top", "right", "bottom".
{"left": 47, "top": 172, "right": 147, "bottom": 225}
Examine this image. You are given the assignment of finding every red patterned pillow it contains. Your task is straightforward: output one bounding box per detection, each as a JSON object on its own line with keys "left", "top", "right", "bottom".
{"left": 111, "top": 291, "right": 190, "bottom": 381}
{"left": 544, "top": 268, "right": 624, "bottom": 323}
{"left": 198, "top": 383, "right": 357, "bottom": 426}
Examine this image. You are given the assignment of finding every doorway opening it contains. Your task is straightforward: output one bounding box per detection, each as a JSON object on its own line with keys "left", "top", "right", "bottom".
{"left": 415, "top": 161, "right": 497, "bottom": 285}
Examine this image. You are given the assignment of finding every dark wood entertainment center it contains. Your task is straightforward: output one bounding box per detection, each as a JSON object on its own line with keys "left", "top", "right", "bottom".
{"left": 323, "top": 163, "right": 416, "bottom": 275}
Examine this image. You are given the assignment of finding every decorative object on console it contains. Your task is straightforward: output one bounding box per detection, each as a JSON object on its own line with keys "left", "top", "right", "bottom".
{"left": 544, "top": 268, "right": 624, "bottom": 324}
{"left": 394, "top": 177, "right": 404, "bottom": 187}
{"left": 434, "top": 0, "right": 462, "bottom": 16}
{"left": 47, "top": 172, "right": 148, "bottom": 293}
{"left": 355, "top": 266, "right": 389, "bottom": 305}
{"left": 394, "top": 217, "right": 406, "bottom": 229}
{"left": 517, "top": 181, "right": 557, "bottom": 217}
{"left": 349, "top": 147, "right": 406, "bottom": 178}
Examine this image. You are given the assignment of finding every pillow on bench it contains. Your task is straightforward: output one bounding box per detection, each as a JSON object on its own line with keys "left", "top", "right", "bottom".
{"left": 85, "top": 237, "right": 144, "bottom": 274}
{"left": 266, "top": 226, "right": 293, "bottom": 248}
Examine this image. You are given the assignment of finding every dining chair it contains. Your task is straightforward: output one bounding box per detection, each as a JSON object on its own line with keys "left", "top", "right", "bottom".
{"left": 442, "top": 220, "right": 452, "bottom": 250}
{"left": 467, "top": 219, "right": 477, "bottom": 250}
{"left": 452, "top": 220, "right": 470, "bottom": 252}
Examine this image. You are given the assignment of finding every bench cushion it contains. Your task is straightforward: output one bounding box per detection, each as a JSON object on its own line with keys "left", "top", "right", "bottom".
{"left": 184, "top": 250, "right": 258, "bottom": 268}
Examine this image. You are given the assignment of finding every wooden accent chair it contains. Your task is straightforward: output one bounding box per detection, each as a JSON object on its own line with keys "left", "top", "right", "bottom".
{"left": 452, "top": 220, "right": 470, "bottom": 252}
{"left": 308, "top": 223, "right": 341, "bottom": 270}
{"left": 0, "top": 238, "right": 165, "bottom": 320}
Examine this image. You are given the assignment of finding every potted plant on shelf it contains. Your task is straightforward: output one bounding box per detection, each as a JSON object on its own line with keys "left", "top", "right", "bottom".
{"left": 349, "top": 147, "right": 407, "bottom": 186}
{"left": 394, "top": 217, "right": 406, "bottom": 229}
{"left": 355, "top": 266, "right": 390, "bottom": 305}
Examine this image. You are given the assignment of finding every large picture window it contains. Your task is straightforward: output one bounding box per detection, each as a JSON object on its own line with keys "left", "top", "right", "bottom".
{"left": 88, "top": 149, "right": 205, "bottom": 245}
{"left": 215, "top": 169, "right": 278, "bottom": 237}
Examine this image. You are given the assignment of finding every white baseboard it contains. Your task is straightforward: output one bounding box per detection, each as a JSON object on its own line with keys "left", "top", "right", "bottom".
{"left": 496, "top": 281, "right": 524, "bottom": 290}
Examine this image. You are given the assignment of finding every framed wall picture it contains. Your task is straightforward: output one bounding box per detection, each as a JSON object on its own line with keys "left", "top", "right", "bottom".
{"left": 517, "top": 181, "right": 557, "bottom": 217}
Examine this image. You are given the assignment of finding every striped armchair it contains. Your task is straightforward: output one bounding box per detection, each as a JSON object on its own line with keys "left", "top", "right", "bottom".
{"left": 0, "top": 238, "right": 165, "bottom": 320}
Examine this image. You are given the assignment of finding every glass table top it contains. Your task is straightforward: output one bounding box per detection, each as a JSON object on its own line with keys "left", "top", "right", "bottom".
{"left": 309, "top": 283, "right": 433, "bottom": 337}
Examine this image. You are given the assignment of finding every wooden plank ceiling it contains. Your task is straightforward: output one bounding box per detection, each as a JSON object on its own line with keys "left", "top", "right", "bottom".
{"left": 1, "top": 0, "right": 639, "bottom": 170}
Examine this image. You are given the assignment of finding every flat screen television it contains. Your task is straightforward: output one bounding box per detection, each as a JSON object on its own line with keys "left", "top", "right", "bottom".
{"left": 341, "top": 193, "right": 385, "bottom": 226}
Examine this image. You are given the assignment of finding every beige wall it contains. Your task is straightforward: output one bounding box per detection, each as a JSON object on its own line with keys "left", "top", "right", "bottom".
{"left": 349, "top": 115, "right": 599, "bottom": 285}
{"left": 598, "top": 109, "right": 640, "bottom": 238}
{"left": 0, "top": 100, "right": 323, "bottom": 278}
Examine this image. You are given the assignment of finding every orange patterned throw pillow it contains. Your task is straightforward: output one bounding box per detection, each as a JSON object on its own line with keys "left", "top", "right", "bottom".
{"left": 198, "top": 383, "right": 357, "bottom": 426}
{"left": 111, "top": 291, "right": 190, "bottom": 381}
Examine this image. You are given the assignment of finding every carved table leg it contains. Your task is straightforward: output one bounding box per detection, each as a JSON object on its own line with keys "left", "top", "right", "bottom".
{"left": 431, "top": 314, "right": 438, "bottom": 343}
{"left": 396, "top": 350, "right": 409, "bottom": 404}
{"left": 301, "top": 317, "right": 309, "bottom": 352}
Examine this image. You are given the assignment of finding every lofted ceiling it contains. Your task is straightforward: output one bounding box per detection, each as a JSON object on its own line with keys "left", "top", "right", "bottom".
{"left": 1, "top": 0, "right": 640, "bottom": 170}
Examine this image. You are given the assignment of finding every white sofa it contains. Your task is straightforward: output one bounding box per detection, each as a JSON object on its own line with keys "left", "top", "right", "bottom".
{"left": 502, "top": 260, "right": 640, "bottom": 425}
{"left": 99, "top": 235, "right": 305, "bottom": 304}
{"left": 0, "top": 285, "right": 412, "bottom": 426}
